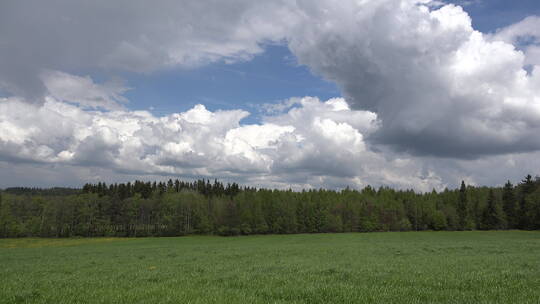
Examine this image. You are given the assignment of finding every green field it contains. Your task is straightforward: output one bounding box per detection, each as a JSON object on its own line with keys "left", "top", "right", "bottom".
{"left": 1, "top": 232, "right": 539, "bottom": 303}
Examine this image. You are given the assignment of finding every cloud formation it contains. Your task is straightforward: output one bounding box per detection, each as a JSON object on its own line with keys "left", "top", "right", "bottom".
{"left": 0, "top": 0, "right": 294, "bottom": 100}
{"left": 1, "top": 0, "right": 540, "bottom": 189}
{"left": 2, "top": 0, "right": 540, "bottom": 158}
{"left": 0, "top": 95, "right": 449, "bottom": 191}
{"left": 286, "top": 1, "right": 540, "bottom": 158}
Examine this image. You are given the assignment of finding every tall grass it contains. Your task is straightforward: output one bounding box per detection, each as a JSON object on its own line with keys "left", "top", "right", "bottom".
{"left": 1, "top": 231, "right": 539, "bottom": 303}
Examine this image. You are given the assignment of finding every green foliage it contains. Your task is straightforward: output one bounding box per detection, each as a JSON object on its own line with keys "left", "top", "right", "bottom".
{"left": 518, "top": 175, "right": 539, "bottom": 229}
{"left": 3, "top": 187, "right": 80, "bottom": 196}
{"left": 431, "top": 210, "right": 448, "bottom": 231}
{"left": 397, "top": 217, "right": 412, "bottom": 231}
{"left": 1, "top": 175, "right": 539, "bottom": 238}
{"left": 503, "top": 181, "right": 517, "bottom": 228}
{"left": 524, "top": 188, "right": 540, "bottom": 230}
{"left": 481, "top": 190, "right": 505, "bottom": 230}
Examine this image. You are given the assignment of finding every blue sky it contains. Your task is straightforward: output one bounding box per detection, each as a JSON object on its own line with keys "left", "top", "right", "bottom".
{"left": 122, "top": 44, "right": 339, "bottom": 123}
{"left": 460, "top": 0, "right": 540, "bottom": 31}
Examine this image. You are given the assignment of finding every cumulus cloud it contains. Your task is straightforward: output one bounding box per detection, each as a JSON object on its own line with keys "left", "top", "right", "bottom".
{"left": 286, "top": 1, "right": 540, "bottom": 158}
{"left": 3, "top": 0, "right": 540, "bottom": 159}
{"left": 0, "top": 95, "right": 448, "bottom": 191}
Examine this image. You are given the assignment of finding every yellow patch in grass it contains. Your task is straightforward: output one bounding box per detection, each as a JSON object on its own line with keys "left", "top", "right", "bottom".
{"left": 0, "top": 237, "right": 132, "bottom": 249}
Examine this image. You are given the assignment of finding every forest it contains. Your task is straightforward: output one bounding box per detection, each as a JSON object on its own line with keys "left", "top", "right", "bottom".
{"left": 1, "top": 175, "right": 539, "bottom": 238}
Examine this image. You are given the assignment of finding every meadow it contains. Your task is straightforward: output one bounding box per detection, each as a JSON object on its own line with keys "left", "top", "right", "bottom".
{"left": 1, "top": 231, "right": 539, "bottom": 303}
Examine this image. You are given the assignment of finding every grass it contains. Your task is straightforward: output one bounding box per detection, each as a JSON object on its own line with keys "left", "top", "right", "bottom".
{"left": 0, "top": 231, "right": 539, "bottom": 303}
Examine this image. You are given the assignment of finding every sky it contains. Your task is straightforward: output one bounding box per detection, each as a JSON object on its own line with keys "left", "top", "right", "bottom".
{"left": 1, "top": 0, "right": 540, "bottom": 191}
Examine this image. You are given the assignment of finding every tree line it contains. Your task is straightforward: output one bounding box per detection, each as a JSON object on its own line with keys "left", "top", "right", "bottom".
{"left": 1, "top": 175, "right": 539, "bottom": 238}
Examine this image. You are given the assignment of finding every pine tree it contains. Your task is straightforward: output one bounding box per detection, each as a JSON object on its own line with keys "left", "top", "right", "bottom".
{"left": 481, "top": 190, "right": 502, "bottom": 230}
{"left": 126, "top": 182, "right": 132, "bottom": 197}
{"left": 523, "top": 188, "right": 540, "bottom": 230}
{"left": 158, "top": 182, "right": 166, "bottom": 195}
{"left": 457, "top": 181, "right": 468, "bottom": 230}
{"left": 502, "top": 181, "right": 516, "bottom": 228}
{"left": 518, "top": 175, "right": 534, "bottom": 229}
{"left": 82, "top": 183, "right": 91, "bottom": 193}
{"left": 522, "top": 175, "right": 535, "bottom": 194}
{"left": 174, "top": 179, "right": 180, "bottom": 192}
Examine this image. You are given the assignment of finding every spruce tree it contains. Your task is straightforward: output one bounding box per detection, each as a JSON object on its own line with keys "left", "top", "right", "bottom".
{"left": 502, "top": 181, "right": 516, "bottom": 228}
{"left": 457, "top": 181, "right": 468, "bottom": 230}
{"left": 519, "top": 175, "right": 534, "bottom": 229}
{"left": 482, "top": 189, "right": 502, "bottom": 230}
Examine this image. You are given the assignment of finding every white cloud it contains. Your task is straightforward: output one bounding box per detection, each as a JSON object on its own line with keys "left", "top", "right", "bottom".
{"left": 0, "top": 95, "right": 449, "bottom": 191}
{"left": 3, "top": 0, "right": 540, "bottom": 159}
{"left": 2, "top": 93, "right": 538, "bottom": 191}
{"left": 284, "top": 1, "right": 540, "bottom": 158}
